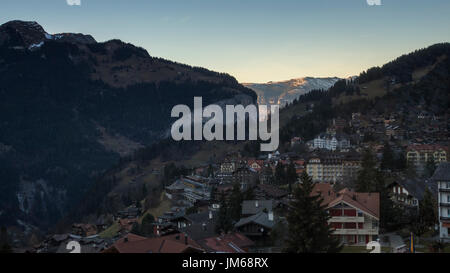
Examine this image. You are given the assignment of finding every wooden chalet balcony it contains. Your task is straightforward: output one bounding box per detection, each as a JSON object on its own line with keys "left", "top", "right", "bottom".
{"left": 332, "top": 228, "right": 379, "bottom": 236}
{"left": 329, "top": 216, "right": 365, "bottom": 223}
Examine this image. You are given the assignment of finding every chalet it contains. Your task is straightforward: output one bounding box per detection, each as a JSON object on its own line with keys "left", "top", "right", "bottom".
{"left": 387, "top": 178, "right": 429, "bottom": 208}
{"left": 247, "top": 159, "right": 264, "bottom": 172}
{"left": 254, "top": 184, "right": 289, "bottom": 200}
{"left": 290, "top": 137, "right": 303, "bottom": 147}
{"left": 71, "top": 224, "right": 97, "bottom": 237}
{"left": 313, "top": 184, "right": 380, "bottom": 246}
{"left": 176, "top": 211, "right": 218, "bottom": 241}
{"left": 117, "top": 206, "right": 141, "bottom": 219}
{"left": 235, "top": 211, "right": 276, "bottom": 237}
{"left": 154, "top": 209, "right": 186, "bottom": 236}
{"left": 165, "top": 176, "right": 211, "bottom": 205}
{"left": 118, "top": 218, "right": 138, "bottom": 232}
{"left": 242, "top": 200, "right": 273, "bottom": 217}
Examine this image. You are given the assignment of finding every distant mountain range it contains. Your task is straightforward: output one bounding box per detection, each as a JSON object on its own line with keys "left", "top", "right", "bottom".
{"left": 0, "top": 20, "right": 256, "bottom": 233}
{"left": 243, "top": 77, "right": 341, "bottom": 106}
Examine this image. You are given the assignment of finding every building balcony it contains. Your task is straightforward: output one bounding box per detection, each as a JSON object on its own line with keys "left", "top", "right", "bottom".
{"left": 440, "top": 203, "right": 450, "bottom": 208}
{"left": 329, "top": 217, "right": 365, "bottom": 223}
{"left": 439, "top": 188, "right": 450, "bottom": 193}
{"left": 441, "top": 217, "right": 450, "bottom": 221}
{"left": 332, "top": 228, "right": 379, "bottom": 236}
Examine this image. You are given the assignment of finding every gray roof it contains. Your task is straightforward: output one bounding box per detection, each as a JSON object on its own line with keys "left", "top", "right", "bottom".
{"left": 180, "top": 222, "right": 217, "bottom": 241}
{"left": 184, "top": 211, "right": 218, "bottom": 224}
{"left": 432, "top": 163, "right": 450, "bottom": 181}
{"left": 242, "top": 200, "right": 273, "bottom": 216}
{"left": 235, "top": 212, "right": 276, "bottom": 230}
{"left": 395, "top": 178, "right": 428, "bottom": 200}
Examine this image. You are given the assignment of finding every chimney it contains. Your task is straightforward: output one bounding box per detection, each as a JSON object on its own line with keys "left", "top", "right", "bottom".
{"left": 268, "top": 211, "right": 274, "bottom": 221}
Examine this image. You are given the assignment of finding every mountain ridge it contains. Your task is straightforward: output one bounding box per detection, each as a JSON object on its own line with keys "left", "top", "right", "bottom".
{"left": 243, "top": 77, "right": 341, "bottom": 106}
{"left": 0, "top": 20, "right": 257, "bottom": 239}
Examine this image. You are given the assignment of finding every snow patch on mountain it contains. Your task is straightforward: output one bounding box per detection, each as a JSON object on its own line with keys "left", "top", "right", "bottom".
{"left": 243, "top": 77, "right": 341, "bottom": 106}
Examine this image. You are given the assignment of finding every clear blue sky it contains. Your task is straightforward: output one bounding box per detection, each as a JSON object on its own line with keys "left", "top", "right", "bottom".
{"left": 1, "top": 0, "right": 450, "bottom": 83}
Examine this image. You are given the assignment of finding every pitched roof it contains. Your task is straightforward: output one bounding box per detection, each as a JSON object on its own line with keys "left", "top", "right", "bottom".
{"left": 198, "top": 233, "right": 254, "bottom": 253}
{"left": 105, "top": 233, "right": 204, "bottom": 253}
{"left": 235, "top": 212, "right": 276, "bottom": 229}
{"left": 432, "top": 162, "right": 450, "bottom": 181}
{"left": 389, "top": 178, "right": 428, "bottom": 200}
{"left": 313, "top": 184, "right": 380, "bottom": 219}
{"left": 242, "top": 200, "right": 273, "bottom": 215}
{"left": 184, "top": 211, "right": 217, "bottom": 224}
{"left": 255, "top": 184, "right": 289, "bottom": 199}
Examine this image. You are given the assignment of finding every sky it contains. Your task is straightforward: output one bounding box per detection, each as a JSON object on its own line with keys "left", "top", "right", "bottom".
{"left": 1, "top": 0, "right": 450, "bottom": 83}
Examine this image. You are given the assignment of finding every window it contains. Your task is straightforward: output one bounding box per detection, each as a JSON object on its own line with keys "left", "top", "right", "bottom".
{"left": 344, "top": 223, "right": 357, "bottom": 229}
{"left": 447, "top": 182, "right": 450, "bottom": 189}
{"left": 357, "top": 211, "right": 363, "bottom": 217}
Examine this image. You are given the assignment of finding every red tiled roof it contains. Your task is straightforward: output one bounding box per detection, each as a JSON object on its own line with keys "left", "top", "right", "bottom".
{"left": 105, "top": 233, "right": 204, "bottom": 253}
{"left": 407, "top": 144, "right": 448, "bottom": 152}
{"left": 312, "top": 184, "right": 380, "bottom": 219}
{"left": 247, "top": 160, "right": 264, "bottom": 169}
{"left": 200, "top": 233, "right": 254, "bottom": 253}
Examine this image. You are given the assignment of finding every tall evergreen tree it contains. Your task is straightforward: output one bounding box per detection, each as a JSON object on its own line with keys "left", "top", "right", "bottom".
{"left": 215, "top": 192, "right": 232, "bottom": 234}
{"left": 425, "top": 158, "right": 437, "bottom": 178}
{"left": 395, "top": 152, "right": 407, "bottom": 170}
{"left": 285, "top": 173, "right": 342, "bottom": 253}
{"left": 275, "top": 162, "right": 286, "bottom": 185}
{"left": 420, "top": 188, "right": 438, "bottom": 229}
{"left": 243, "top": 187, "right": 255, "bottom": 201}
{"left": 380, "top": 142, "right": 394, "bottom": 171}
{"left": 286, "top": 162, "right": 298, "bottom": 193}
{"left": 356, "top": 149, "right": 383, "bottom": 192}
{"left": 229, "top": 183, "right": 243, "bottom": 222}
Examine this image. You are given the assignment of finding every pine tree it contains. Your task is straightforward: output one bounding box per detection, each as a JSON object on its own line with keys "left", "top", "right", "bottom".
{"left": 215, "top": 192, "right": 232, "bottom": 234}
{"left": 243, "top": 187, "right": 255, "bottom": 201}
{"left": 356, "top": 149, "right": 382, "bottom": 192}
{"left": 285, "top": 173, "right": 342, "bottom": 253}
{"left": 425, "top": 158, "right": 437, "bottom": 178}
{"left": 420, "top": 188, "right": 438, "bottom": 229}
{"left": 275, "top": 162, "right": 285, "bottom": 185}
{"left": 380, "top": 142, "right": 394, "bottom": 171}
{"left": 140, "top": 213, "right": 155, "bottom": 237}
{"left": 286, "top": 162, "right": 298, "bottom": 193}
{"left": 229, "top": 183, "right": 243, "bottom": 222}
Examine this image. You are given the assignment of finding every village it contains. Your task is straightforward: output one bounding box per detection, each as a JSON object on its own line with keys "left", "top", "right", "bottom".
{"left": 29, "top": 107, "right": 450, "bottom": 254}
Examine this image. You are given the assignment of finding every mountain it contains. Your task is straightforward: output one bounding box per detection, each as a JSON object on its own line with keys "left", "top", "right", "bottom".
{"left": 0, "top": 20, "right": 257, "bottom": 235}
{"left": 243, "top": 77, "right": 340, "bottom": 106}
{"left": 79, "top": 43, "right": 449, "bottom": 237}
{"left": 279, "top": 43, "right": 450, "bottom": 143}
